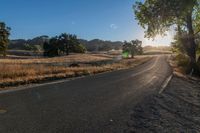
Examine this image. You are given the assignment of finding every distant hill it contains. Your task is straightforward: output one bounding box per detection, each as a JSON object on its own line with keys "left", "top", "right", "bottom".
{"left": 9, "top": 36, "right": 49, "bottom": 50}
{"left": 9, "top": 36, "right": 123, "bottom": 52}
{"left": 79, "top": 39, "right": 123, "bottom": 52}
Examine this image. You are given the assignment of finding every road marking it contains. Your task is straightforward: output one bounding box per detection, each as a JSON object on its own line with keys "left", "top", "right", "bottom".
{"left": 131, "top": 56, "right": 159, "bottom": 77}
{"left": 0, "top": 79, "right": 71, "bottom": 95}
{"left": 159, "top": 75, "right": 173, "bottom": 94}
{"left": 146, "top": 76, "right": 158, "bottom": 85}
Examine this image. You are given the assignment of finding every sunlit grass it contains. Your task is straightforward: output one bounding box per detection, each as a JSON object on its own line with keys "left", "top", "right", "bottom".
{"left": 0, "top": 54, "right": 151, "bottom": 88}
{"left": 0, "top": 54, "right": 112, "bottom": 64}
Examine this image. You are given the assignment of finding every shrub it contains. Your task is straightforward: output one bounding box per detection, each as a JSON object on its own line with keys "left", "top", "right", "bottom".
{"left": 175, "top": 53, "right": 190, "bottom": 67}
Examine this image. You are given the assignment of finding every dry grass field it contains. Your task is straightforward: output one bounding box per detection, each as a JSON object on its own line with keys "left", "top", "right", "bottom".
{"left": 0, "top": 54, "right": 113, "bottom": 64}
{"left": 0, "top": 54, "right": 151, "bottom": 89}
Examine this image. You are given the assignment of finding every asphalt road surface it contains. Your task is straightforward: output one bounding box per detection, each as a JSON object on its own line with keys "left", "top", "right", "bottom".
{"left": 0, "top": 55, "right": 172, "bottom": 133}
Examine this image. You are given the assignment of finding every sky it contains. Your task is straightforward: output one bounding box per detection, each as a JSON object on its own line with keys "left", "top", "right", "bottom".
{"left": 0, "top": 0, "right": 174, "bottom": 46}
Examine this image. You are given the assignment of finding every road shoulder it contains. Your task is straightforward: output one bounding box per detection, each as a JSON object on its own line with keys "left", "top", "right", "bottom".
{"left": 125, "top": 76, "right": 200, "bottom": 133}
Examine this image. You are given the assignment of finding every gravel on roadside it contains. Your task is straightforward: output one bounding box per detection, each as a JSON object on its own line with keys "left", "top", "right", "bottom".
{"left": 124, "top": 76, "right": 200, "bottom": 133}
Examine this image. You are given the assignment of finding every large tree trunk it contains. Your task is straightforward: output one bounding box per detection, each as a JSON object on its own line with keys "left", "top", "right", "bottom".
{"left": 186, "top": 13, "right": 200, "bottom": 75}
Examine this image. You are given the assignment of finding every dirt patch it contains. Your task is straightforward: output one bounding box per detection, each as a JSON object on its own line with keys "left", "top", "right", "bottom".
{"left": 125, "top": 76, "right": 200, "bottom": 133}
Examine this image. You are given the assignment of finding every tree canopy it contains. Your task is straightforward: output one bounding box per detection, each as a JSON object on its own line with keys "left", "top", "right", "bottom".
{"left": 43, "top": 33, "right": 86, "bottom": 57}
{"left": 134, "top": 0, "right": 198, "bottom": 38}
{"left": 0, "top": 22, "right": 10, "bottom": 57}
{"left": 134, "top": 0, "right": 200, "bottom": 75}
{"left": 123, "top": 40, "right": 143, "bottom": 58}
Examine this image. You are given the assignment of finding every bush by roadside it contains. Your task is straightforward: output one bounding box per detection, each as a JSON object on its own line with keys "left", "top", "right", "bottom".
{"left": 175, "top": 53, "right": 190, "bottom": 67}
{"left": 170, "top": 54, "right": 200, "bottom": 79}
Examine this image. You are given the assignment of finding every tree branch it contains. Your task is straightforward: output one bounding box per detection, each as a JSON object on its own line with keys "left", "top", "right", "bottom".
{"left": 195, "top": 28, "right": 200, "bottom": 35}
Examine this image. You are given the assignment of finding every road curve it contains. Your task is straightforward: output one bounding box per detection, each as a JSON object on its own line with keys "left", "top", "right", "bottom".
{"left": 0, "top": 55, "right": 172, "bottom": 133}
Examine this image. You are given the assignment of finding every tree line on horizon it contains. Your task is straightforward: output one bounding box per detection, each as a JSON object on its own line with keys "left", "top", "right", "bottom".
{"left": 8, "top": 37, "right": 123, "bottom": 53}
{"left": 0, "top": 22, "right": 142, "bottom": 57}
{"left": 0, "top": 20, "right": 170, "bottom": 60}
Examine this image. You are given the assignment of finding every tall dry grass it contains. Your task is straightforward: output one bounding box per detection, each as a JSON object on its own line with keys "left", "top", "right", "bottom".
{"left": 0, "top": 54, "right": 112, "bottom": 64}
{"left": 0, "top": 54, "right": 151, "bottom": 88}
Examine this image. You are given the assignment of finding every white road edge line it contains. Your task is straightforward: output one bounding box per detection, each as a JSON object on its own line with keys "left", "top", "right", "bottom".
{"left": 0, "top": 79, "right": 71, "bottom": 95}
{"left": 159, "top": 74, "right": 173, "bottom": 94}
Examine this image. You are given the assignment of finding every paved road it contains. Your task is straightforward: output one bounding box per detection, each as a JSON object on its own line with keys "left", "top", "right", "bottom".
{"left": 0, "top": 55, "right": 172, "bottom": 133}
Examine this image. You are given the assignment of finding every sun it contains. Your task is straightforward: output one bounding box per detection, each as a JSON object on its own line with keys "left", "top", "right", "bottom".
{"left": 142, "top": 32, "right": 174, "bottom": 46}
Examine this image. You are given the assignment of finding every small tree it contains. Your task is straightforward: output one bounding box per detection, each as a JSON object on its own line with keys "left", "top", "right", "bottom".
{"left": 0, "top": 22, "right": 10, "bottom": 57}
{"left": 131, "top": 40, "right": 143, "bottom": 55}
{"left": 123, "top": 40, "right": 143, "bottom": 58}
{"left": 123, "top": 41, "right": 131, "bottom": 58}
{"left": 58, "top": 33, "right": 84, "bottom": 55}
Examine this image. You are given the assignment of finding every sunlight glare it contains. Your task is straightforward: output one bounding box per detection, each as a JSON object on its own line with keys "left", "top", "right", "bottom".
{"left": 142, "top": 31, "right": 174, "bottom": 46}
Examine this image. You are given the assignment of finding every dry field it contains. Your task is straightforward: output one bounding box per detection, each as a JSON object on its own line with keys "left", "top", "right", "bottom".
{"left": 0, "top": 54, "right": 151, "bottom": 89}
{"left": 0, "top": 54, "right": 113, "bottom": 64}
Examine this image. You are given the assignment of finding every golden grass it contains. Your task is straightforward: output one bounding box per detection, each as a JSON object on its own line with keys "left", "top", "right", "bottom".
{"left": 0, "top": 54, "right": 151, "bottom": 88}
{"left": 0, "top": 54, "right": 112, "bottom": 64}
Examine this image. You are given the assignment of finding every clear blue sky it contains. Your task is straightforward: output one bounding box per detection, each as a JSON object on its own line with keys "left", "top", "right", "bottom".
{"left": 0, "top": 0, "right": 173, "bottom": 45}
